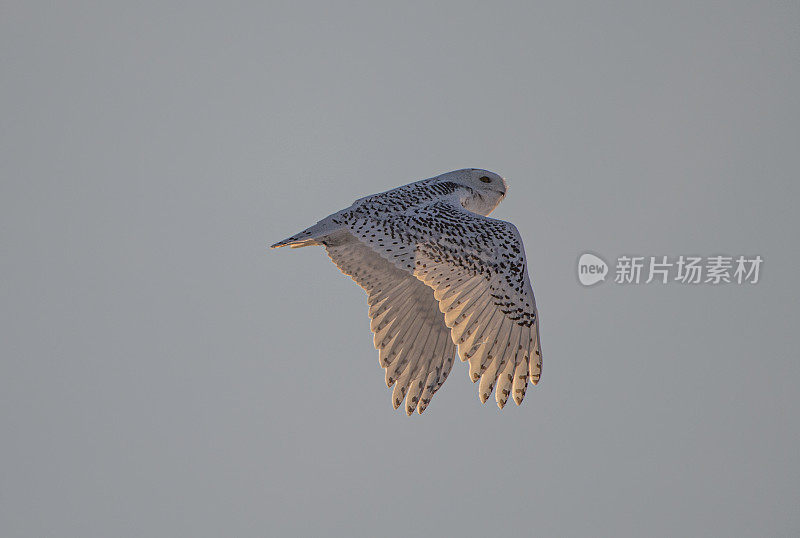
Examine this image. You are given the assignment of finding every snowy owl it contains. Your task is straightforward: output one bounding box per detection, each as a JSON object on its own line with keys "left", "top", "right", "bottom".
{"left": 271, "top": 169, "right": 542, "bottom": 415}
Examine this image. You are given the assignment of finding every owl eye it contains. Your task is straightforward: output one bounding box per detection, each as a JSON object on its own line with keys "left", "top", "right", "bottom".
{"left": 479, "top": 176, "right": 491, "bottom": 183}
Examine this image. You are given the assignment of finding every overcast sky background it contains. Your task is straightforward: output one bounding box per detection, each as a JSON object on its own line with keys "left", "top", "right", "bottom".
{"left": 2, "top": 2, "right": 799, "bottom": 537}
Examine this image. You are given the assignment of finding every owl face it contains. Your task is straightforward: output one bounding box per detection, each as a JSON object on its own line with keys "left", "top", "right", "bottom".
{"left": 437, "top": 168, "right": 507, "bottom": 216}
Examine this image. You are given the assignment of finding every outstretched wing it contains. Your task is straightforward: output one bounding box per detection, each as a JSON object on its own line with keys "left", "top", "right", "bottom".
{"left": 344, "top": 200, "right": 542, "bottom": 408}
{"left": 323, "top": 231, "right": 457, "bottom": 415}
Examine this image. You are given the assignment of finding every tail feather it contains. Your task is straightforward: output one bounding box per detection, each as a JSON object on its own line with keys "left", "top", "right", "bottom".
{"left": 270, "top": 213, "right": 344, "bottom": 249}
{"left": 270, "top": 235, "right": 317, "bottom": 249}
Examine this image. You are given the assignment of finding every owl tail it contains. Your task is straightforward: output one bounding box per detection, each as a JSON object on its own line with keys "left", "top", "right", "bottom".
{"left": 270, "top": 213, "right": 344, "bottom": 249}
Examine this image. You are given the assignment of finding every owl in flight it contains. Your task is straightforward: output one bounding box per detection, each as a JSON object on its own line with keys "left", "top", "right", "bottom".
{"left": 272, "top": 169, "right": 542, "bottom": 415}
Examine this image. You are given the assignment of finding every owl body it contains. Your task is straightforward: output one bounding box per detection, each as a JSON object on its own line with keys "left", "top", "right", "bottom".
{"left": 272, "top": 169, "right": 541, "bottom": 414}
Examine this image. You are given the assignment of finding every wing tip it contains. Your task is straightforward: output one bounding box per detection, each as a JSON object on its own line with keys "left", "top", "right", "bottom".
{"left": 530, "top": 366, "right": 541, "bottom": 385}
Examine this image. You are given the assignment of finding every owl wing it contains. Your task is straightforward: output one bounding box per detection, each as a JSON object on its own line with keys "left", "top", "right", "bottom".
{"left": 323, "top": 231, "right": 457, "bottom": 415}
{"left": 345, "top": 200, "right": 542, "bottom": 408}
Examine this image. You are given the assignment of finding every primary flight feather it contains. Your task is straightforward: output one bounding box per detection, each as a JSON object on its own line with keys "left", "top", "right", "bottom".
{"left": 271, "top": 168, "right": 542, "bottom": 415}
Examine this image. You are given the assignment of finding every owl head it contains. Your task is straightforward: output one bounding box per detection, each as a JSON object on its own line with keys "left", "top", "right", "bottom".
{"left": 435, "top": 168, "right": 507, "bottom": 216}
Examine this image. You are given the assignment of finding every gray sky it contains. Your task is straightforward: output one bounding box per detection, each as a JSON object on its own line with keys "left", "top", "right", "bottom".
{"left": 2, "top": 2, "right": 799, "bottom": 537}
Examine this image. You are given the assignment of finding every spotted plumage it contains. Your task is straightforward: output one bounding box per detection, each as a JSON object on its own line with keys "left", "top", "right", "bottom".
{"left": 271, "top": 168, "right": 542, "bottom": 414}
